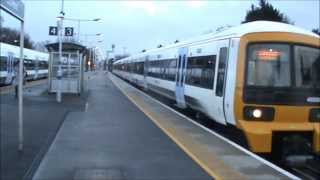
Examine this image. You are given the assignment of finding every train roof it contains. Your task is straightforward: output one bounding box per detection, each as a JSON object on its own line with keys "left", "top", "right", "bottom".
{"left": 0, "top": 42, "right": 49, "bottom": 61}
{"left": 115, "top": 21, "right": 319, "bottom": 64}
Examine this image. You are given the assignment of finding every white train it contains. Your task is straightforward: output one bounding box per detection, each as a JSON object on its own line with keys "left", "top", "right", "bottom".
{"left": 113, "top": 21, "right": 320, "bottom": 156}
{"left": 0, "top": 42, "right": 49, "bottom": 85}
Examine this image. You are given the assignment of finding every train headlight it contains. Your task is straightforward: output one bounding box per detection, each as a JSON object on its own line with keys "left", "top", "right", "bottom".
{"left": 310, "top": 109, "right": 320, "bottom": 122}
{"left": 243, "top": 106, "right": 275, "bottom": 121}
{"left": 252, "top": 109, "right": 262, "bottom": 118}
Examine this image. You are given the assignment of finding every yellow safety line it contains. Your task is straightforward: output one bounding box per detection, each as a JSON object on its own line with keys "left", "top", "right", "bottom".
{"left": 110, "top": 75, "right": 236, "bottom": 180}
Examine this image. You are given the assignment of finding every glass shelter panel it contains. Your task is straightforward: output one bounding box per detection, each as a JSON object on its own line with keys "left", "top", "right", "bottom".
{"left": 50, "top": 52, "right": 82, "bottom": 94}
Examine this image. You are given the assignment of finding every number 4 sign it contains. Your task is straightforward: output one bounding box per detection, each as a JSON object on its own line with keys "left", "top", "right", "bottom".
{"left": 49, "top": 26, "right": 58, "bottom": 36}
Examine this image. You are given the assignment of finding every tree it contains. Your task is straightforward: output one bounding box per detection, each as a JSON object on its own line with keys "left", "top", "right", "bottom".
{"left": 34, "top": 40, "right": 51, "bottom": 52}
{"left": 0, "top": 27, "right": 35, "bottom": 49}
{"left": 242, "top": 0, "right": 292, "bottom": 24}
{"left": 312, "top": 28, "right": 320, "bottom": 35}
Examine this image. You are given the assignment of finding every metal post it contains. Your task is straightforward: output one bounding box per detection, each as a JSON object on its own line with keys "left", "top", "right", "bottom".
{"left": 57, "top": 0, "right": 64, "bottom": 103}
{"left": 93, "top": 48, "right": 95, "bottom": 71}
{"left": 77, "top": 20, "right": 80, "bottom": 42}
{"left": 57, "top": 19, "right": 62, "bottom": 103}
{"left": 105, "top": 51, "right": 109, "bottom": 71}
{"left": 18, "top": 20, "right": 24, "bottom": 152}
{"left": 89, "top": 48, "right": 92, "bottom": 71}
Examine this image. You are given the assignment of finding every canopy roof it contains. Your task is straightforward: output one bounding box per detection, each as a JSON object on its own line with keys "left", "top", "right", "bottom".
{"left": 46, "top": 42, "right": 86, "bottom": 53}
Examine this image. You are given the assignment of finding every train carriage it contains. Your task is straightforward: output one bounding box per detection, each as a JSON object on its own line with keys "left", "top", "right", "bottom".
{"left": 0, "top": 42, "right": 49, "bottom": 85}
{"left": 113, "top": 21, "right": 320, "bottom": 157}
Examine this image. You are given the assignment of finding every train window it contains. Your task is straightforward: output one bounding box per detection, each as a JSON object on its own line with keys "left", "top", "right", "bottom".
{"left": 0, "top": 56, "right": 7, "bottom": 71}
{"left": 168, "top": 59, "right": 177, "bottom": 81}
{"left": 136, "top": 62, "right": 144, "bottom": 75}
{"left": 246, "top": 44, "right": 290, "bottom": 87}
{"left": 155, "top": 61, "right": 161, "bottom": 78}
{"left": 148, "top": 60, "right": 156, "bottom": 77}
{"left": 186, "top": 57, "right": 202, "bottom": 86}
{"left": 162, "top": 60, "right": 170, "bottom": 80}
{"left": 216, "top": 47, "right": 228, "bottom": 96}
{"left": 24, "top": 60, "right": 34, "bottom": 70}
{"left": 146, "top": 59, "right": 177, "bottom": 81}
{"left": 202, "top": 56, "right": 216, "bottom": 89}
{"left": 44, "top": 61, "right": 49, "bottom": 69}
{"left": 186, "top": 55, "right": 216, "bottom": 89}
{"left": 294, "top": 46, "right": 320, "bottom": 88}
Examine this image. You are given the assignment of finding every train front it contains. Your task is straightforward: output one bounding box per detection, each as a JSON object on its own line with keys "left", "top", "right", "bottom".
{"left": 235, "top": 31, "right": 320, "bottom": 161}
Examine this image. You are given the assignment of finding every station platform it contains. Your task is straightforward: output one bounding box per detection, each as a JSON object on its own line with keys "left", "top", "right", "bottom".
{"left": 32, "top": 72, "right": 210, "bottom": 180}
{"left": 32, "top": 72, "right": 298, "bottom": 180}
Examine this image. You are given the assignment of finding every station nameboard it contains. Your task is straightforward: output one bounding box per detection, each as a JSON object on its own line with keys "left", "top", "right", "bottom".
{"left": 0, "top": 0, "right": 25, "bottom": 21}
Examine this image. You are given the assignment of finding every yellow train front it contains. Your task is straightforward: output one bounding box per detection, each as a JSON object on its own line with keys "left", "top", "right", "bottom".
{"left": 235, "top": 31, "right": 320, "bottom": 159}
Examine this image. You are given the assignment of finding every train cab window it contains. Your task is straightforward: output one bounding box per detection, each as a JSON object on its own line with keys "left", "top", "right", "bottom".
{"left": 294, "top": 45, "right": 320, "bottom": 88}
{"left": 216, "top": 47, "right": 228, "bottom": 96}
{"left": 246, "top": 44, "right": 290, "bottom": 87}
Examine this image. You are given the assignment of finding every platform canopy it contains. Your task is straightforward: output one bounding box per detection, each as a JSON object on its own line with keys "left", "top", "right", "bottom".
{"left": 45, "top": 42, "right": 86, "bottom": 53}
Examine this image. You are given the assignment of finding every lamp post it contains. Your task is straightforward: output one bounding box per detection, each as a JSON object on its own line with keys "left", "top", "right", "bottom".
{"left": 81, "top": 33, "right": 102, "bottom": 46}
{"left": 56, "top": 13, "right": 64, "bottom": 103}
{"left": 85, "top": 38, "right": 103, "bottom": 72}
{"left": 106, "top": 44, "right": 115, "bottom": 71}
{"left": 62, "top": 17, "right": 101, "bottom": 42}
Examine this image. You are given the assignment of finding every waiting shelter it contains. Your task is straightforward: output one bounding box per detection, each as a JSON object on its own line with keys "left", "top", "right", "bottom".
{"left": 46, "top": 42, "right": 86, "bottom": 94}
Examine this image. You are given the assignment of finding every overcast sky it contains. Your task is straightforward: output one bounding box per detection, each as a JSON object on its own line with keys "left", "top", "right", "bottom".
{"left": 1, "top": 0, "right": 319, "bottom": 57}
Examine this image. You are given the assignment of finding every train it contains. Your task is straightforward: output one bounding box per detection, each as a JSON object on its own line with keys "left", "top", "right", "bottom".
{"left": 113, "top": 21, "right": 320, "bottom": 158}
{"left": 0, "top": 42, "right": 49, "bottom": 85}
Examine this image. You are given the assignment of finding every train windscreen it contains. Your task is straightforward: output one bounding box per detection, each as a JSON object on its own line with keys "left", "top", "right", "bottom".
{"left": 244, "top": 43, "right": 320, "bottom": 105}
{"left": 294, "top": 45, "right": 320, "bottom": 89}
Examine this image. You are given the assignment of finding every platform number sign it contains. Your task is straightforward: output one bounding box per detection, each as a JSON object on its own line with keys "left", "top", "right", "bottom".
{"left": 65, "top": 27, "right": 74, "bottom": 36}
{"left": 49, "top": 26, "right": 58, "bottom": 36}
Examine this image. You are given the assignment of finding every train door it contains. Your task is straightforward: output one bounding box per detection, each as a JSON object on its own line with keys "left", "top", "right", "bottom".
{"left": 223, "top": 39, "right": 239, "bottom": 125}
{"left": 34, "top": 58, "right": 39, "bottom": 80}
{"left": 143, "top": 56, "right": 149, "bottom": 90}
{"left": 5, "top": 52, "right": 14, "bottom": 84}
{"left": 213, "top": 40, "right": 230, "bottom": 124}
{"left": 175, "top": 47, "right": 188, "bottom": 108}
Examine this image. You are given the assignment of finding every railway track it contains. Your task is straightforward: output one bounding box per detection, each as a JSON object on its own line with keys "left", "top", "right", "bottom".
{"left": 291, "top": 165, "right": 320, "bottom": 180}
{"left": 289, "top": 159, "right": 320, "bottom": 180}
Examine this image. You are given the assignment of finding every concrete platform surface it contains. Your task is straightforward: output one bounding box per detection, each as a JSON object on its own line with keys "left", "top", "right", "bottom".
{"left": 109, "top": 74, "right": 298, "bottom": 180}
{"left": 32, "top": 71, "right": 211, "bottom": 180}
{"left": 1, "top": 81, "right": 86, "bottom": 180}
